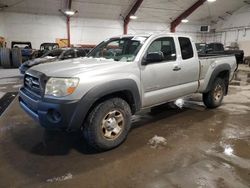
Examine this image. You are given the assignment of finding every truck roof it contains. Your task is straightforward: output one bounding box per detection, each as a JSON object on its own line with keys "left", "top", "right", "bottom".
{"left": 110, "top": 33, "right": 193, "bottom": 40}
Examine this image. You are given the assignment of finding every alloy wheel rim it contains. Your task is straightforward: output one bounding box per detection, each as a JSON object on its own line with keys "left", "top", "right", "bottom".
{"left": 214, "top": 85, "right": 223, "bottom": 101}
{"left": 101, "top": 110, "right": 124, "bottom": 140}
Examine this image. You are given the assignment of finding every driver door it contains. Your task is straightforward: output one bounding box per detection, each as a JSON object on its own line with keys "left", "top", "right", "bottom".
{"left": 141, "top": 37, "right": 182, "bottom": 107}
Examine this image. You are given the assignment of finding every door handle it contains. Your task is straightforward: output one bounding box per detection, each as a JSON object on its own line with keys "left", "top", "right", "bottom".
{"left": 173, "top": 66, "right": 181, "bottom": 71}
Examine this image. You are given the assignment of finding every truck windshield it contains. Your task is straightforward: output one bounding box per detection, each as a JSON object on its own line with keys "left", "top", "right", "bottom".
{"left": 87, "top": 36, "right": 148, "bottom": 62}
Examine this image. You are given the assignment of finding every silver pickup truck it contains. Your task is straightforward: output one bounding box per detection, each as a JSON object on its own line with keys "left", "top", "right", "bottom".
{"left": 19, "top": 34, "right": 237, "bottom": 150}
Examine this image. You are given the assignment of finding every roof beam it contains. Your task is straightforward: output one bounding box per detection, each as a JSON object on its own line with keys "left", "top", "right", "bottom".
{"left": 67, "top": 0, "right": 72, "bottom": 47}
{"left": 124, "top": 0, "right": 144, "bottom": 34}
{"left": 68, "top": 0, "right": 72, "bottom": 9}
{"left": 170, "top": 0, "right": 206, "bottom": 32}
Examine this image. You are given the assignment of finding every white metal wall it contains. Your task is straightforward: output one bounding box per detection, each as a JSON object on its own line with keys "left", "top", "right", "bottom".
{"left": 1, "top": 12, "right": 67, "bottom": 49}
{"left": 0, "top": 15, "right": 5, "bottom": 36}
{"left": 70, "top": 18, "right": 123, "bottom": 45}
{"left": 206, "top": 6, "right": 250, "bottom": 56}
{"left": 1, "top": 12, "right": 216, "bottom": 49}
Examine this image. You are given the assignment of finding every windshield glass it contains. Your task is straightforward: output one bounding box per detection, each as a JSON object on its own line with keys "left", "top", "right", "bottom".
{"left": 87, "top": 36, "right": 148, "bottom": 62}
{"left": 42, "top": 49, "right": 63, "bottom": 58}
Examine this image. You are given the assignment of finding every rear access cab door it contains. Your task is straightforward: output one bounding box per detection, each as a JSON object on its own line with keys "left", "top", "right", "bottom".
{"left": 140, "top": 35, "right": 199, "bottom": 108}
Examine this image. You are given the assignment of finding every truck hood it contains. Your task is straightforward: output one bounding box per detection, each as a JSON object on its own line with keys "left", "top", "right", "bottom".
{"left": 23, "top": 57, "right": 57, "bottom": 67}
{"left": 29, "top": 57, "right": 131, "bottom": 77}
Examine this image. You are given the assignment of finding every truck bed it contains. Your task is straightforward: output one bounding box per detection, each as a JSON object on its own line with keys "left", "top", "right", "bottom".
{"left": 198, "top": 54, "right": 237, "bottom": 93}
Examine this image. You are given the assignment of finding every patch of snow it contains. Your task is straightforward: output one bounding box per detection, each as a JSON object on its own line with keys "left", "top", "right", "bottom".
{"left": 46, "top": 173, "right": 73, "bottom": 183}
{"left": 148, "top": 135, "right": 167, "bottom": 149}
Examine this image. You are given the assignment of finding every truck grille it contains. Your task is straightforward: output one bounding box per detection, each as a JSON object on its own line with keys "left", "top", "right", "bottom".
{"left": 24, "top": 74, "right": 42, "bottom": 96}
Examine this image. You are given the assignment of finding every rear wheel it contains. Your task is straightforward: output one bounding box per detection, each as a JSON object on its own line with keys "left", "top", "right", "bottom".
{"left": 203, "top": 78, "right": 226, "bottom": 109}
{"left": 83, "top": 98, "right": 132, "bottom": 151}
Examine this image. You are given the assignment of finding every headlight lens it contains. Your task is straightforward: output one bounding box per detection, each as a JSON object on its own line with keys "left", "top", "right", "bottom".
{"left": 45, "top": 77, "right": 79, "bottom": 97}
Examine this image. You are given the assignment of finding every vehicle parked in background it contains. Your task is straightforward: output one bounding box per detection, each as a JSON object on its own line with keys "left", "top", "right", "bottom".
{"left": 36, "top": 43, "right": 59, "bottom": 58}
{"left": 81, "top": 48, "right": 92, "bottom": 55}
{"left": 196, "top": 42, "right": 244, "bottom": 65}
{"left": 195, "top": 43, "right": 206, "bottom": 53}
{"left": 19, "top": 34, "right": 237, "bottom": 151}
{"left": 244, "top": 56, "right": 250, "bottom": 67}
{"left": 19, "top": 48, "right": 89, "bottom": 74}
{"left": 11, "top": 41, "right": 36, "bottom": 62}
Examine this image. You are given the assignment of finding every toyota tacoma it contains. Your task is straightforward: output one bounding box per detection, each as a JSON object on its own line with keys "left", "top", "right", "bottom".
{"left": 19, "top": 34, "right": 237, "bottom": 150}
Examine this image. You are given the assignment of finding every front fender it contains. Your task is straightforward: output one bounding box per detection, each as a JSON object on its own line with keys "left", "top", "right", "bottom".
{"left": 67, "top": 79, "right": 141, "bottom": 131}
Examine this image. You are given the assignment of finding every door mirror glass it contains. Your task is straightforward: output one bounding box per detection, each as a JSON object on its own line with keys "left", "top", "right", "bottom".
{"left": 144, "top": 52, "right": 163, "bottom": 64}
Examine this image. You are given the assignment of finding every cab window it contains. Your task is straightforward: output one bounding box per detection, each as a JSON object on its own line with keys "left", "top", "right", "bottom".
{"left": 178, "top": 37, "right": 194, "bottom": 60}
{"left": 147, "top": 37, "right": 176, "bottom": 62}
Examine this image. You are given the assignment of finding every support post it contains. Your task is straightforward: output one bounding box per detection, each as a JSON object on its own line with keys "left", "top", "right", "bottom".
{"left": 66, "top": 0, "right": 72, "bottom": 47}
{"left": 123, "top": 0, "right": 144, "bottom": 34}
{"left": 67, "top": 16, "right": 71, "bottom": 47}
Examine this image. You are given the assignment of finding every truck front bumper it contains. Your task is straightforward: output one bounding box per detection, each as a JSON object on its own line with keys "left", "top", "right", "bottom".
{"left": 19, "top": 87, "right": 82, "bottom": 131}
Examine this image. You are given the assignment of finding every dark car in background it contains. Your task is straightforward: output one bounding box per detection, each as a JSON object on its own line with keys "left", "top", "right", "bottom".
{"left": 196, "top": 42, "right": 244, "bottom": 65}
{"left": 19, "top": 48, "right": 89, "bottom": 74}
{"left": 36, "top": 43, "right": 60, "bottom": 58}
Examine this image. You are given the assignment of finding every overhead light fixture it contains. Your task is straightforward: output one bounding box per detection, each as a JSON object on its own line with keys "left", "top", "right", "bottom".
{"left": 207, "top": 0, "right": 216, "bottom": 2}
{"left": 181, "top": 19, "right": 189, "bottom": 23}
{"left": 64, "top": 10, "right": 76, "bottom": 16}
{"left": 130, "top": 15, "right": 138, "bottom": 20}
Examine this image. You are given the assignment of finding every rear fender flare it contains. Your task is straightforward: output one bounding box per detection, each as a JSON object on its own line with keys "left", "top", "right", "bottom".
{"left": 204, "top": 64, "right": 231, "bottom": 93}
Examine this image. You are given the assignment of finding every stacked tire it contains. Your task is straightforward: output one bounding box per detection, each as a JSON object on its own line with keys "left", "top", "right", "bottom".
{"left": 0, "top": 48, "right": 11, "bottom": 68}
{"left": 11, "top": 48, "right": 22, "bottom": 68}
{"left": 0, "top": 48, "right": 22, "bottom": 68}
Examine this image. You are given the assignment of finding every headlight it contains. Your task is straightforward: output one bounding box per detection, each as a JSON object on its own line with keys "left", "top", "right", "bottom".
{"left": 45, "top": 77, "right": 79, "bottom": 97}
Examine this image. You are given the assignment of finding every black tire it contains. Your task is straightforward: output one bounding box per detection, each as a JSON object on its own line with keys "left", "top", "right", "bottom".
{"left": 83, "top": 98, "right": 132, "bottom": 151}
{"left": 11, "top": 48, "right": 22, "bottom": 68}
{"left": 0, "top": 48, "right": 11, "bottom": 68}
{"left": 203, "top": 78, "right": 226, "bottom": 109}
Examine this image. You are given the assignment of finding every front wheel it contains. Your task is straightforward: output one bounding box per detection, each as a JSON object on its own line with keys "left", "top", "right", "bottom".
{"left": 203, "top": 78, "right": 226, "bottom": 109}
{"left": 83, "top": 98, "right": 132, "bottom": 151}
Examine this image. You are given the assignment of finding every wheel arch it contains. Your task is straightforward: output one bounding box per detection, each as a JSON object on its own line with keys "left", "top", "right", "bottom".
{"left": 67, "top": 79, "right": 141, "bottom": 131}
{"left": 204, "top": 64, "right": 231, "bottom": 94}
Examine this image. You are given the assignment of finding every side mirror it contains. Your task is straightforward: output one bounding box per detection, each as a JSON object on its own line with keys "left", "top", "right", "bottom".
{"left": 142, "top": 52, "right": 163, "bottom": 65}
